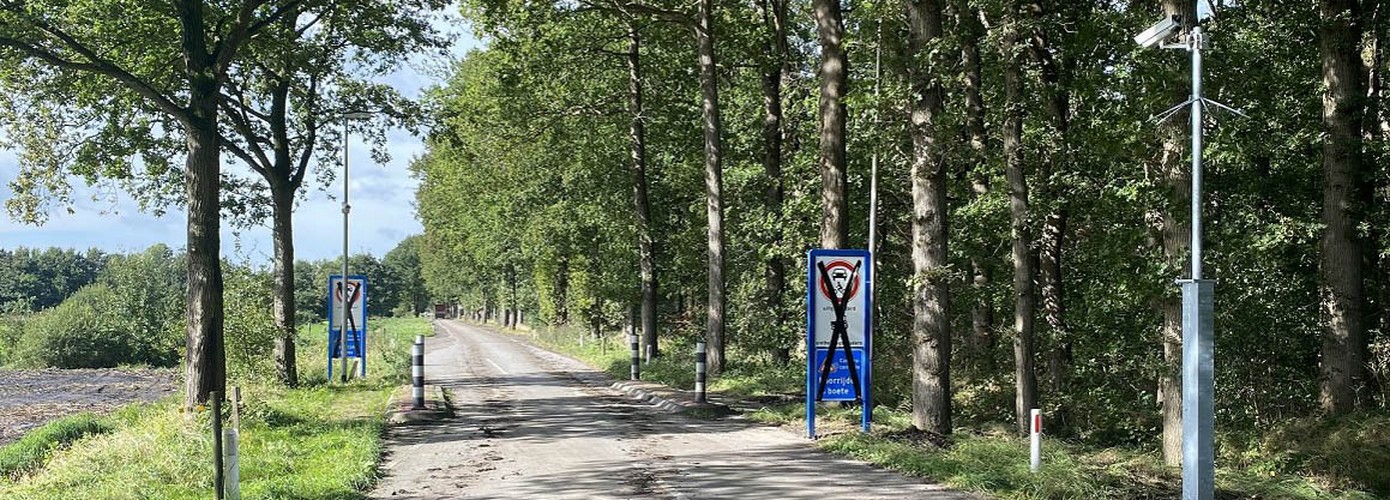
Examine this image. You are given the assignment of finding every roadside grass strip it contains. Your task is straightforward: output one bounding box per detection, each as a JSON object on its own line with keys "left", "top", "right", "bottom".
{"left": 510, "top": 321, "right": 1382, "bottom": 499}
{"left": 0, "top": 317, "right": 434, "bottom": 499}
{"left": 0, "top": 413, "right": 113, "bottom": 481}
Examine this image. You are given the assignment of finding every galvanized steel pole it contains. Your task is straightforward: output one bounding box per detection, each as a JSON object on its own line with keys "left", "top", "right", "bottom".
{"left": 340, "top": 116, "right": 351, "bottom": 384}
{"left": 1180, "top": 26, "right": 1215, "bottom": 500}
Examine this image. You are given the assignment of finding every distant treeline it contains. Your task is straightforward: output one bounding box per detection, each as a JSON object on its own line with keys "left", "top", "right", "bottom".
{"left": 0, "top": 239, "right": 426, "bottom": 371}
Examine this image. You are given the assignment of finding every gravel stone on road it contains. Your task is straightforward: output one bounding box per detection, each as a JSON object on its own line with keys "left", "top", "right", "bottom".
{"left": 371, "top": 320, "right": 972, "bottom": 500}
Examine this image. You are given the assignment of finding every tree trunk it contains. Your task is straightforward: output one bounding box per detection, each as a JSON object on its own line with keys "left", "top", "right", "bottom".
{"left": 958, "top": 0, "right": 991, "bottom": 372}
{"left": 270, "top": 181, "right": 298, "bottom": 387}
{"left": 627, "top": 22, "right": 660, "bottom": 360}
{"left": 812, "top": 0, "right": 848, "bottom": 249}
{"left": 906, "top": 0, "right": 951, "bottom": 436}
{"left": 183, "top": 94, "right": 226, "bottom": 409}
{"left": 509, "top": 263, "right": 519, "bottom": 330}
{"left": 1029, "top": 1, "right": 1073, "bottom": 428}
{"left": 998, "top": 1, "right": 1036, "bottom": 436}
{"left": 1318, "top": 0, "right": 1370, "bottom": 415}
{"left": 1041, "top": 210, "right": 1071, "bottom": 429}
{"left": 970, "top": 259, "right": 993, "bottom": 370}
{"left": 696, "top": 0, "right": 727, "bottom": 376}
{"left": 1154, "top": 0, "right": 1197, "bottom": 466}
{"left": 759, "top": 0, "right": 791, "bottom": 364}
{"left": 556, "top": 253, "right": 570, "bottom": 325}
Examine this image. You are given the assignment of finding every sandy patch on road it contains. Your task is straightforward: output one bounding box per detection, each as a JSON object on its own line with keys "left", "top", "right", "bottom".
{"left": 0, "top": 368, "right": 179, "bottom": 446}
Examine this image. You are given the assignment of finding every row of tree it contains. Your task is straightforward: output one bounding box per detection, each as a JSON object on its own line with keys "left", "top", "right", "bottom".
{"left": 1, "top": 0, "right": 449, "bottom": 404}
{"left": 414, "top": 0, "right": 1390, "bottom": 464}
{"left": 0, "top": 241, "right": 429, "bottom": 369}
{"left": 0, "top": 247, "right": 108, "bottom": 313}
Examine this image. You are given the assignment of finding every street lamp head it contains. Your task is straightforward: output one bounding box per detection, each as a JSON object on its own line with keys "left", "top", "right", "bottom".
{"left": 342, "top": 111, "right": 374, "bottom": 120}
{"left": 1134, "top": 15, "right": 1183, "bottom": 49}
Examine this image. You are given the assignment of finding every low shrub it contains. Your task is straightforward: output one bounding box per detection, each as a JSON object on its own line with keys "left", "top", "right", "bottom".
{"left": 11, "top": 284, "right": 141, "bottom": 368}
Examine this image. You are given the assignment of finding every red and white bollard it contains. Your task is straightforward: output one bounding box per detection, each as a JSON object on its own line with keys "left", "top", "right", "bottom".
{"left": 1030, "top": 408, "right": 1042, "bottom": 473}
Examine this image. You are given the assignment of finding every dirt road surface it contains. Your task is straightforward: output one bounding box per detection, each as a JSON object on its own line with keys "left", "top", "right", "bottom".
{"left": 371, "top": 320, "right": 971, "bottom": 500}
{"left": 0, "top": 368, "right": 178, "bottom": 446}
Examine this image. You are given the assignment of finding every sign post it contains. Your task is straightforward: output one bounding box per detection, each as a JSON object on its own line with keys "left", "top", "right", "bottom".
{"left": 806, "top": 249, "right": 872, "bottom": 439}
{"left": 328, "top": 274, "right": 368, "bottom": 380}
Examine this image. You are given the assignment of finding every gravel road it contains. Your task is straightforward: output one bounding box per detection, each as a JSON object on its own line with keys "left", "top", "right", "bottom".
{"left": 0, "top": 368, "right": 178, "bottom": 446}
{"left": 371, "top": 320, "right": 971, "bottom": 500}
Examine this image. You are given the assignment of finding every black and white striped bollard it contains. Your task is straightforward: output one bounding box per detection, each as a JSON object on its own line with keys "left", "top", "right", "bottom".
{"left": 629, "top": 329, "right": 641, "bottom": 381}
{"left": 412, "top": 335, "right": 425, "bottom": 409}
{"left": 695, "top": 341, "right": 707, "bottom": 403}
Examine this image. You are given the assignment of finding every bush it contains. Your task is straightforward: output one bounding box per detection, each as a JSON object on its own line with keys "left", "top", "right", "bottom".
{"left": 0, "top": 316, "right": 21, "bottom": 365}
{"left": 11, "top": 284, "right": 139, "bottom": 368}
{"left": 224, "top": 266, "right": 278, "bottom": 382}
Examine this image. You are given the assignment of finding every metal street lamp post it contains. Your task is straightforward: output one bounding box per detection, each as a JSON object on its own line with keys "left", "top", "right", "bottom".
{"left": 340, "top": 111, "right": 373, "bottom": 383}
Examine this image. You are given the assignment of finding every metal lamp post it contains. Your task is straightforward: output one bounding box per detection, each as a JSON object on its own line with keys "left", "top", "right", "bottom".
{"left": 340, "top": 111, "right": 373, "bottom": 383}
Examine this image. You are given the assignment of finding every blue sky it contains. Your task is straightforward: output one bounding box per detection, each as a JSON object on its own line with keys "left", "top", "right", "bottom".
{"left": 0, "top": 11, "right": 481, "bottom": 266}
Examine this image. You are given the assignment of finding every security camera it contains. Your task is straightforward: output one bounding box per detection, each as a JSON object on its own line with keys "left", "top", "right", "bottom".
{"left": 1134, "top": 15, "right": 1183, "bottom": 49}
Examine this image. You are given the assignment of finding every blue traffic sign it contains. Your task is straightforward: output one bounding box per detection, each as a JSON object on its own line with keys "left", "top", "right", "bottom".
{"left": 806, "top": 248, "right": 873, "bottom": 439}
{"left": 327, "top": 275, "right": 368, "bottom": 379}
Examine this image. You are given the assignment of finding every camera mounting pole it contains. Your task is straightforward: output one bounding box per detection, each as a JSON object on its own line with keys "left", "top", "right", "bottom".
{"left": 1143, "top": 20, "right": 1243, "bottom": 500}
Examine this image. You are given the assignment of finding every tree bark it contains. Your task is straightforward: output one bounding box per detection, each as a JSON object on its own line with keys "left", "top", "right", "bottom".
{"left": 906, "top": 0, "right": 951, "bottom": 436}
{"left": 270, "top": 180, "right": 298, "bottom": 387}
{"left": 1318, "top": 0, "right": 1370, "bottom": 415}
{"left": 1155, "top": 0, "right": 1197, "bottom": 467}
{"left": 555, "top": 253, "right": 570, "bottom": 325}
{"left": 812, "top": 0, "right": 848, "bottom": 249}
{"left": 958, "top": 0, "right": 992, "bottom": 372}
{"left": 695, "top": 0, "right": 727, "bottom": 375}
{"left": 999, "top": 0, "right": 1036, "bottom": 436}
{"left": 626, "top": 22, "right": 660, "bottom": 359}
{"left": 184, "top": 93, "right": 226, "bottom": 408}
{"left": 758, "top": 0, "right": 791, "bottom": 364}
{"left": 1029, "top": 0, "right": 1072, "bottom": 428}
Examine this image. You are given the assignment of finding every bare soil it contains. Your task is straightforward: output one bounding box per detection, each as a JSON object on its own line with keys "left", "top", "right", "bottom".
{"left": 0, "top": 368, "right": 178, "bottom": 446}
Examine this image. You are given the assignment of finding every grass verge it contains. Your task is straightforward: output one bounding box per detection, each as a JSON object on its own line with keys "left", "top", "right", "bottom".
{"left": 499, "top": 321, "right": 1382, "bottom": 499}
{"left": 0, "top": 413, "right": 112, "bottom": 481}
{"left": 0, "top": 316, "right": 436, "bottom": 500}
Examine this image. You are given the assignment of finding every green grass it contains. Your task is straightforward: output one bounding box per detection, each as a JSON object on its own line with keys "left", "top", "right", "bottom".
{"left": 0, "top": 316, "right": 436, "bottom": 500}
{"left": 0, "top": 413, "right": 113, "bottom": 481}
{"left": 514, "top": 322, "right": 804, "bottom": 398}
{"left": 499, "top": 321, "right": 1383, "bottom": 499}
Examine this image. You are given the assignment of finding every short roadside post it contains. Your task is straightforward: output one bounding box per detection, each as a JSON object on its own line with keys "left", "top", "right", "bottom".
{"left": 1030, "top": 408, "right": 1042, "bottom": 473}
{"left": 412, "top": 335, "right": 425, "bottom": 409}
{"left": 224, "top": 387, "right": 241, "bottom": 500}
{"left": 695, "top": 341, "right": 707, "bottom": 403}
{"left": 629, "top": 327, "right": 641, "bottom": 381}
{"left": 211, "top": 391, "right": 223, "bottom": 500}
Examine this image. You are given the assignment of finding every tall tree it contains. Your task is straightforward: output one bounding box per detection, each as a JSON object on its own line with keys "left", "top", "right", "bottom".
{"left": 695, "top": 0, "right": 727, "bottom": 375}
{"left": 624, "top": 19, "right": 661, "bottom": 360}
{"left": 957, "top": 0, "right": 994, "bottom": 371}
{"left": 1317, "top": 0, "right": 1370, "bottom": 415}
{"left": 1156, "top": 0, "right": 1196, "bottom": 466}
{"left": 906, "top": 0, "right": 952, "bottom": 435}
{"left": 0, "top": 0, "right": 304, "bottom": 407}
{"left": 998, "top": 0, "right": 1037, "bottom": 436}
{"left": 1028, "top": 0, "right": 1075, "bottom": 420}
{"left": 812, "top": 0, "right": 848, "bottom": 248}
{"left": 755, "top": 0, "right": 791, "bottom": 363}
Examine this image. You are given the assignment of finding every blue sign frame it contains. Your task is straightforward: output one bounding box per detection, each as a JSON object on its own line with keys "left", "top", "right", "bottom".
{"left": 327, "top": 274, "right": 368, "bottom": 379}
{"left": 806, "top": 249, "right": 872, "bottom": 438}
